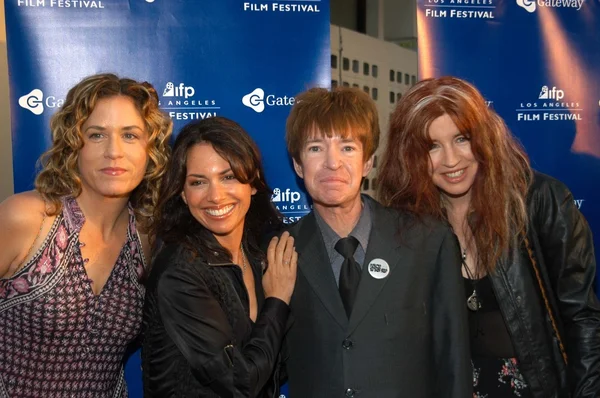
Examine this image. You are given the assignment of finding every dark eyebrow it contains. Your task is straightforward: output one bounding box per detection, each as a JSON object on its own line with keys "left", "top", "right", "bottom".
{"left": 186, "top": 168, "right": 232, "bottom": 179}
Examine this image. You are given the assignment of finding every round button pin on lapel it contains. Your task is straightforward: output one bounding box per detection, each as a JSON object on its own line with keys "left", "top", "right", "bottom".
{"left": 367, "top": 258, "right": 390, "bottom": 279}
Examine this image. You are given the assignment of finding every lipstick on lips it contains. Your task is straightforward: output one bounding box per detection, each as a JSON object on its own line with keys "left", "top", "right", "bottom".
{"left": 100, "top": 167, "right": 127, "bottom": 176}
{"left": 204, "top": 204, "right": 234, "bottom": 218}
{"left": 442, "top": 168, "right": 467, "bottom": 183}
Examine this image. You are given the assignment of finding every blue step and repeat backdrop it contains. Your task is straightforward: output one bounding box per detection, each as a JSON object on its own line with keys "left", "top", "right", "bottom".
{"left": 417, "top": 0, "right": 600, "bottom": 292}
{"left": 4, "top": 0, "right": 330, "bottom": 396}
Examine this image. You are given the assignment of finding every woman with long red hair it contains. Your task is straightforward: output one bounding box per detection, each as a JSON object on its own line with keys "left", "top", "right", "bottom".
{"left": 378, "top": 76, "right": 600, "bottom": 398}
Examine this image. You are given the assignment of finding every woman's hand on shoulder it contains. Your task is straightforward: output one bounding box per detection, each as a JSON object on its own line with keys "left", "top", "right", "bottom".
{"left": 263, "top": 231, "right": 298, "bottom": 305}
{"left": 0, "top": 191, "right": 48, "bottom": 278}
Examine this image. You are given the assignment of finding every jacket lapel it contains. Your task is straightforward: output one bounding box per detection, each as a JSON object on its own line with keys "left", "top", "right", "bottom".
{"left": 293, "top": 213, "right": 348, "bottom": 329}
{"left": 348, "top": 198, "right": 402, "bottom": 333}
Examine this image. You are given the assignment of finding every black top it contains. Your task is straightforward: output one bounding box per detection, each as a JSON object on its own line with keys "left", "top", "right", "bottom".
{"left": 464, "top": 275, "right": 516, "bottom": 358}
{"left": 142, "top": 243, "right": 290, "bottom": 398}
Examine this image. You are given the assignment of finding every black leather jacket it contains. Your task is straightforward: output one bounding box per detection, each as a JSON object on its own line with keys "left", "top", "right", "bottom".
{"left": 142, "top": 244, "right": 289, "bottom": 398}
{"left": 489, "top": 172, "right": 600, "bottom": 398}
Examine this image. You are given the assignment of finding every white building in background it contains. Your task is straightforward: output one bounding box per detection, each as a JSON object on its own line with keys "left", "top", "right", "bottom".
{"left": 330, "top": 24, "right": 418, "bottom": 198}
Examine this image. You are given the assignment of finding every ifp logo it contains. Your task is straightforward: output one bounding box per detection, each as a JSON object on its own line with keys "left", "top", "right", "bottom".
{"left": 242, "top": 88, "right": 295, "bottom": 113}
{"left": 271, "top": 188, "right": 301, "bottom": 203}
{"left": 19, "top": 89, "right": 45, "bottom": 115}
{"left": 163, "top": 82, "right": 195, "bottom": 99}
{"left": 539, "top": 85, "right": 565, "bottom": 101}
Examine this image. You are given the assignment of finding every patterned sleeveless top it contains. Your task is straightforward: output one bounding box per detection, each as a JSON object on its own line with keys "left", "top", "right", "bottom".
{"left": 0, "top": 196, "right": 146, "bottom": 398}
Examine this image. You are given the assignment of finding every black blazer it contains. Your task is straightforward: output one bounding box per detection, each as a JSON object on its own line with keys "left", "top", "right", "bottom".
{"left": 283, "top": 196, "right": 471, "bottom": 398}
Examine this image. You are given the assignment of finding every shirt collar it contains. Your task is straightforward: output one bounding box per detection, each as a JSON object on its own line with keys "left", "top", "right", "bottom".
{"left": 314, "top": 196, "right": 372, "bottom": 253}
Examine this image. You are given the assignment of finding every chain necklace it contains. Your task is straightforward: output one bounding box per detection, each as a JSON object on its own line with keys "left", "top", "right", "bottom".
{"left": 462, "top": 248, "right": 482, "bottom": 312}
{"left": 240, "top": 244, "right": 247, "bottom": 274}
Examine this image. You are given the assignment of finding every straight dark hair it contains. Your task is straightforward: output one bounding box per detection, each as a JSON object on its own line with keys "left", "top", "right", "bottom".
{"left": 150, "top": 116, "right": 282, "bottom": 263}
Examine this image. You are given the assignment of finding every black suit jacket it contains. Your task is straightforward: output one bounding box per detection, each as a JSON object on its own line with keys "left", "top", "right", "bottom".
{"left": 283, "top": 196, "right": 471, "bottom": 397}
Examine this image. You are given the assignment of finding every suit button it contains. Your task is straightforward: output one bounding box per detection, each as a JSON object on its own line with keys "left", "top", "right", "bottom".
{"left": 342, "top": 339, "right": 353, "bottom": 349}
{"left": 345, "top": 388, "right": 356, "bottom": 397}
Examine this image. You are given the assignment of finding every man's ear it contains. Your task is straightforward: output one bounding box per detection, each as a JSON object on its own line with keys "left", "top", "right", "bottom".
{"left": 293, "top": 158, "right": 304, "bottom": 179}
{"left": 362, "top": 155, "right": 374, "bottom": 177}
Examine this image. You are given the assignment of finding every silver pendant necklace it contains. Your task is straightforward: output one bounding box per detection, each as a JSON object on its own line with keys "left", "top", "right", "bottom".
{"left": 462, "top": 248, "right": 482, "bottom": 312}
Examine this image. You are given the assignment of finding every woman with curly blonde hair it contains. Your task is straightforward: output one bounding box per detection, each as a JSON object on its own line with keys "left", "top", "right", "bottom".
{"left": 378, "top": 76, "right": 600, "bottom": 398}
{"left": 0, "top": 73, "right": 172, "bottom": 397}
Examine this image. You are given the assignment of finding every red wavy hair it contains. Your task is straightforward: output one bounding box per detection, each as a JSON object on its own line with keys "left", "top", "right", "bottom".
{"left": 377, "top": 76, "right": 532, "bottom": 273}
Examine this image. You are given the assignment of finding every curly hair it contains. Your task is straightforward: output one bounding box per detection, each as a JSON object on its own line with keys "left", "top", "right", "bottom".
{"left": 377, "top": 76, "right": 532, "bottom": 274}
{"left": 151, "top": 116, "right": 282, "bottom": 262}
{"left": 286, "top": 87, "right": 380, "bottom": 163}
{"left": 35, "top": 73, "right": 173, "bottom": 231}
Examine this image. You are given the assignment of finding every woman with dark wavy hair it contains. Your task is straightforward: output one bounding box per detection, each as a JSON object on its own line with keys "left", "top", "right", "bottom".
{"left": 142, "top": 116, "right": 297, "bottom": 398}
{"left": 378, "top": 76, "right": 600, "bottom": 398}
{"left": 0, "top": 73, "right": 172, "bottom": 397}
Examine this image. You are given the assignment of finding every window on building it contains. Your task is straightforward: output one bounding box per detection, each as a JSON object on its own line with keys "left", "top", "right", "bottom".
{"left": 362, "top": 178, "right": 370, "bottom": 191}
{"left": 363, "top": 62, "right": 369, "bottom": 76}
{"left": 332, "top": 80, "right": 338, "bottom": 88}
{"left": 411, "top": 75, "right": 417, "bottom": 85}
{"left": 373, "top": 155, "right": 378, "bottom": 168}
{"left": 352, "top": 60, "right": 359, "bottom": 73}
{"left": 404, "top": 73, "right": 410, "bottom": 85}
{"left": 396, "top": 92, "right": 402, "bottom": 102}
{"left": 389, "top": 69, "right": 395, "bottom": 82}
{"left": 343, "top": 57, "right": 350, "bottom": 71}
{"left": 331, "top": 54, "right": 338, "bottom": 69}
{"left": 352, "top": 83, "right": 359, "bottom": 88}
{"left": 363, "top": 85, "right": 370, "bottom": 94}
{"left": 372, "top": 87, "right": 378, "bottom": 100}
{"left": 389, "top": 91, "right": 395, "bottom": 104}
{"left": 343, "top": 81, "right": 350, "bottom": 87}
{"left": 397, "top": 71, "right": 402, "bottom": 83}
{"left": 372, "top": 65, "right": 378, "bottom": 77}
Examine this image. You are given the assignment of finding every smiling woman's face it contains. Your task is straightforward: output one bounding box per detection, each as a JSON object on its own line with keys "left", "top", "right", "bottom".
{"left": 181, "top": 143, "right": 256, "bottom": 245}
{"left": 428, "top": 113, "right": 479, "bottom": 202}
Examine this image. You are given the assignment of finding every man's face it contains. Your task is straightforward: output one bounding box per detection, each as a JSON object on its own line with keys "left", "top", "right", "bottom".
{"left": 293, "top": 132, "right": 373, "bottom": 210}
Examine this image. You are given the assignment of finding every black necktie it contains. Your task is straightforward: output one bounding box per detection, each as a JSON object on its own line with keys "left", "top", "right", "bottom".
{"left": 335, "top": 236, "right": 361, "bottom": 317}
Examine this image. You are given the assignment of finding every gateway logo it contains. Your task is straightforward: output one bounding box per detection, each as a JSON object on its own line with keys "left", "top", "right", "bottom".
{"left": 19, "top": 89, "right": 44, "bottom": 115}
{"left": 242, "top": 88, "right": 265, "bottom": 113}
{"left": 242, "top": 88, "right": 295, "bottom": 113}
{"left": 516, "top": 0, "right": 536, "bottom": 11}
{"left": 517, "top": 0, "right": 584, "bottom": 12}
{"left": 18, "top": 89, "right": 64, "bottom": 115}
